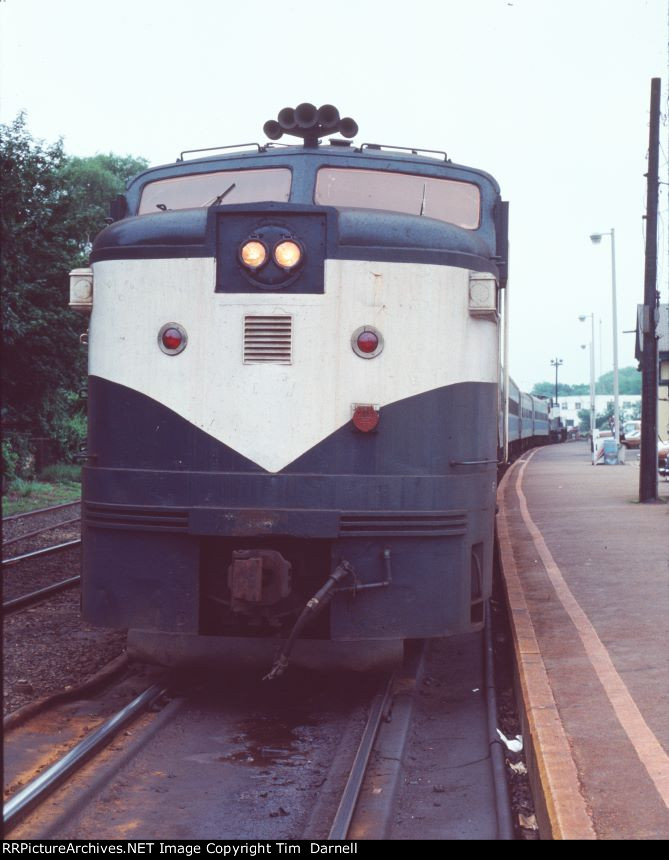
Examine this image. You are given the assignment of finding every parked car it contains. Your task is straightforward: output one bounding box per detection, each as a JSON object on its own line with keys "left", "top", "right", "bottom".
{"left": 622, "top": 429, "right": 641, "bottom": 449}
{"left": 659, "top": 441, "right": 669, "bottom": 477}
{"left": 622, "top": 420, "right": 641, "bottom": 436}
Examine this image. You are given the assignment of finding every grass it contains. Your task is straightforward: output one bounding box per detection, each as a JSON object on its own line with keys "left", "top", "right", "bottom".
{"left": 2, "top": 463, "right": 81, "bottom": 516}
{"left": 38, "top": 463, "right": 81, "bottom": 484}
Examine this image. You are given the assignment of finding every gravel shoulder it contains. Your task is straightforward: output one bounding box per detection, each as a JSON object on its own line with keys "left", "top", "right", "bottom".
{"left": 4, "top": 574, "right": 126, "bottom": 716}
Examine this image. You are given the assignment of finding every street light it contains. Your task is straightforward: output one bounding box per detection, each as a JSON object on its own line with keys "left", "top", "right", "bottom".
{"left": 590, "top": 228, "right": 620, "bottom": 448}
{"left": 550, "top": 358, "right": 563, "bottom": 403}
{"left": 579, "top": 313, "right": 596, "bottom": 458}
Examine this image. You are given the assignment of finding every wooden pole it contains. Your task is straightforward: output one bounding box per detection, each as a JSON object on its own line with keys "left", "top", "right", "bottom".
{"left": 639, "top": 78, "right": 661, "bottom": 502}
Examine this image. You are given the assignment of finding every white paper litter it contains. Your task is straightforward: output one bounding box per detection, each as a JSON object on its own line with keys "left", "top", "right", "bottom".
{"left": 497, "top": 729, "right": 523, "bottom": 752}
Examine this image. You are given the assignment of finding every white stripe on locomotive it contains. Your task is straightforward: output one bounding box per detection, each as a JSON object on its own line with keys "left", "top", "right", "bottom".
{"left": 89, "top": 258, "right": 499, "bottom": 473}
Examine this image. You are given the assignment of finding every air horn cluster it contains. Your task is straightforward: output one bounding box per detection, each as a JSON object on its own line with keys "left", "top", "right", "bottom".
{"left": 263, "top": 103, "right": 358, "bottom": 147}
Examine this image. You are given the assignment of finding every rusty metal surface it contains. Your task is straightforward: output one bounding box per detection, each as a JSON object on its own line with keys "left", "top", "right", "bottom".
{"left": 229, "top": 555, "right": 263, "bottom": 603}
{"left": 228, "top": 549, "right": 292, "bottom": 607}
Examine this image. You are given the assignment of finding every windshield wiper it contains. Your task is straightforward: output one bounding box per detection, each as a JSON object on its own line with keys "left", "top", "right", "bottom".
{"left": 206, "top": 182, "right": 236, "bottom": 207}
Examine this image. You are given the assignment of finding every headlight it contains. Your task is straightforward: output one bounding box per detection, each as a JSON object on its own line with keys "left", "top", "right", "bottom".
{"left": 240, "top": 240, "right": 268, "bottom": 270}
{"left": 273, "top": 240, "right": 302, "bottom": 270}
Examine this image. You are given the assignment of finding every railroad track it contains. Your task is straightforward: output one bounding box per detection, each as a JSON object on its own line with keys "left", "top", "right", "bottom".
{"left": 2, "top": 499, "right": 81, "bottom": 524}
{"left": 2, "top": 502, "right": 82, "bottom": 614}
{"left": 2, "top": 500, "right": 81, "bottom": 550}
{"left": 3, "top": 539, "right": 81, "bottom": 570}
{"left": 2, "top": 626, "right": 514, "bottom": 839}
{"left": 3, "top": 574, "right": 81, "bottom": 615}
{"left": 3, "top": 517, "right": 81, "bottom": 549}
{"left": 2, "top": 539, "right": 82, "bottom": 615}
{"left": 4, "top": 680, "right": 169, "bottom": 832}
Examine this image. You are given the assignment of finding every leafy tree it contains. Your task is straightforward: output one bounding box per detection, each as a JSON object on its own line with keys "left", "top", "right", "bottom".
{"left": 1, "top": 114, "right": 147, "bottom": 468}
{"left": 531, "top": 382, "right": 554, "bottom": 397}
{"left": 531, "top": 365, "right": 641, "bottom": 398}
{"left": 1, "top": 114, "right": 81, "bottom": 445}
{"left": 531, "top": 381, "right": 589, "bottom": 397}
{"left": 595, "top": 366, "right": 641, "bottom": 395}
{"left": 596, "top": 400, "right": 615, "bottom": 430}
{"left": 577, "top": 408, "right": 593, "bottom": 433}
{"left": 60, "top": 153, "right": 147, "bottom": 263}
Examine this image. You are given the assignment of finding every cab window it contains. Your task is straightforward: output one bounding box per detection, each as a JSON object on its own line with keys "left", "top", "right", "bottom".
{"left": 138, "top": 167, "right": 291, "bottom": 214}
{"left": 314, "top": 167, "right": 480, "bottom": 229}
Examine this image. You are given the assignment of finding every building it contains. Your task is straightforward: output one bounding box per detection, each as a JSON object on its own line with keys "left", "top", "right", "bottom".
{"left": 557, "top": 394, "right": 641, "bottom": 430}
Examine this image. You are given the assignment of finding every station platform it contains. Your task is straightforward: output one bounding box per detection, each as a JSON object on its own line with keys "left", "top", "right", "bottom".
{"left": 497, "top": 442, "right": 669, "bottom": 840}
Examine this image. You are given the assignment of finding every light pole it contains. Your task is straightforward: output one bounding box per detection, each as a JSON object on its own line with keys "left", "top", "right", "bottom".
{"left": 579, "top": 313, "right": 596, "bottom": 456}
{"left": 590, "top": 229, "right": 620, "bottom": 448}
{"left": 550, "top": 358, "right": 563, "bottom": 404}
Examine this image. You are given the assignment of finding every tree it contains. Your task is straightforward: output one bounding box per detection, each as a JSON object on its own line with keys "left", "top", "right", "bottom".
{"left": 531, "top": 366, "right": 641, "bottom": 398}
{"left": 577, "top": 408, "right": 592, "bottom": 433}
{"left": 60, "top": 153, "right": 147, "bottom": 264}
{"left": 596, "top": 400, "right": 615, "bottom": 430}
{"left": 595, "top": 366, "right": 641, "bottom": 395}
{"left": 531, "top": 381, "right": 589, "bottom": 397}
{"left": 1, "top": 114, "right": 81, "bottom": 444}
{"left": 1, "top": 114, "right": 147, "bottom": 466}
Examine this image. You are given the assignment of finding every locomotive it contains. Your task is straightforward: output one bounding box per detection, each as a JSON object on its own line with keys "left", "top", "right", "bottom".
{"left": 69, "top": 104, "right": 544, "bottom": 673}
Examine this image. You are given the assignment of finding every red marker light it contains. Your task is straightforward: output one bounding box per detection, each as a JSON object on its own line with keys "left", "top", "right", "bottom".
{"left": 352, "top": 405, "right": 380, "bottom": 432}
{"left": 351, "top": 325, "right": 383, "bottom": 359}
{"left": 158, "top": 323, "right": 188, "bottom": 355}
{"left": 162, "top": 328, "right": 183, "bottom": 350}
{"left": 356, "top": 331, "right": 379, "bottom": 353}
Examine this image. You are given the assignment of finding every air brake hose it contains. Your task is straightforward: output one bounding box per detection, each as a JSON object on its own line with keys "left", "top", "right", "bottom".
{"left": 263, "top": 561, "right": 355, "bottom": 680}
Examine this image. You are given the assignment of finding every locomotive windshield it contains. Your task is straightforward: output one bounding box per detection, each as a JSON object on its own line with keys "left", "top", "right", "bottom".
{"left": 314, "top": 167, "right": 481, "bottom": 229}
{"left": 137, "top": 167, "right": 292, "bottom": 214}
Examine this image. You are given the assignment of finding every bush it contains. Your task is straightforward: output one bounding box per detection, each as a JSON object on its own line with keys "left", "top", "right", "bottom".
{"left": 38, "top": 462, "right": 82, "bottom": 484}
{"left": 2, "top": 439, "right": 19, "bottom": 483}
{"left": 9, "top": 477, "right": 39, "bottom": 498}
{"left": 1, "top": 434, "right": 35, "bottom": 482}
{"left": 42, "top": 388, "right": 87, "bottom": 462}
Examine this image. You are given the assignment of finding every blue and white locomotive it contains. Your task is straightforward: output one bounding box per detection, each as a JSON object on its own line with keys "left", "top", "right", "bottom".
{"left": 70, "top": 104, "right": 515, "bottom": 672}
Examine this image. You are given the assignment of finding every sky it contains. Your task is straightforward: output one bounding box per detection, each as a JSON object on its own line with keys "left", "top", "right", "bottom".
{"left": 1, "top": 0, "right": 667, "bottom": 391}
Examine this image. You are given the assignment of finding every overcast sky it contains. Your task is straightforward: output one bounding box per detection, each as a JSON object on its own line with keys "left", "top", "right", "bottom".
{"left": 1, "top": 0, "right": 667, "bottom": 391}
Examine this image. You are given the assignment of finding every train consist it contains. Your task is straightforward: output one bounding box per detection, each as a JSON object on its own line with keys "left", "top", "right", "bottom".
{"left": 506, "top": 381, "right": 565, "bottom": 457}
{"left": 69, "top": 104, "right": 556, "bottom": 672}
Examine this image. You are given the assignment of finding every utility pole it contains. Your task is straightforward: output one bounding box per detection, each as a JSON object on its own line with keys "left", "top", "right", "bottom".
{"left": 639, "top": 78, "right": 661, "bottom": 502}
{"left": 550, "top": 358, "right": 563, "bottom": 403}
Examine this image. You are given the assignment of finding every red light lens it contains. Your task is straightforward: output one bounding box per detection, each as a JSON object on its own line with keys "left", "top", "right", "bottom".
{"left": 162, "top": 328, "right": 183, "bottom": 350}
{"left": 356, "top": 331, "right": 379, "bottom": 354}
{"left": 352, "top": 405, "right": 380, "bottom": 432}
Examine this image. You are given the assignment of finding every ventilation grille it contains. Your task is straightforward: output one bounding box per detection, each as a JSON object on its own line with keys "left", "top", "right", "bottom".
{"left": 339, "top": 511, "right": 467, "bottom": 538}
{"left": 85, "top": 503, "right": 189, "bottom": 533}
{"left": 244, "top": 315, "right": 292, "bottom": 364}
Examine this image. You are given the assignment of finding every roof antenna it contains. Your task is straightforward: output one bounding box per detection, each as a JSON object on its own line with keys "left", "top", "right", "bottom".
{"left": 263, "top": 103, "right": 358, "bottom": 148}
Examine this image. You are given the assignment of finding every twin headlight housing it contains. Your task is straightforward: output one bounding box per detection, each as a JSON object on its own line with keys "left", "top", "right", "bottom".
{"left": 239, "top": 238, "right": 303, "bottom": 273}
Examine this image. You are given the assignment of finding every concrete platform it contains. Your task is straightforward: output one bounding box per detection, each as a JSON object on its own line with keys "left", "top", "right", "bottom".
{"left": 497, "top": 442, "right": 669, "bottom": 840}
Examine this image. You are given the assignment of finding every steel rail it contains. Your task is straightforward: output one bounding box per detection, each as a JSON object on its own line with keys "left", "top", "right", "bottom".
{"left": 484, "top": 600, "right": 515, "bottom": 840}
{"left": 2, "top": 500, "right": 81, "bottom": 523}
{"left": 3, "top": 575, "right": 80, "bottom": 615}
{"left": 3, "top": 682, "right": 167, "bottom": 831}
{"left": 3, "top": 517, "right": 81, "bottom": 548}
{"left": 2, "top": 539, "right": 81, "bottom": 568}
{"left": 328, "top": 673, "right": 395, "bottom": 840}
